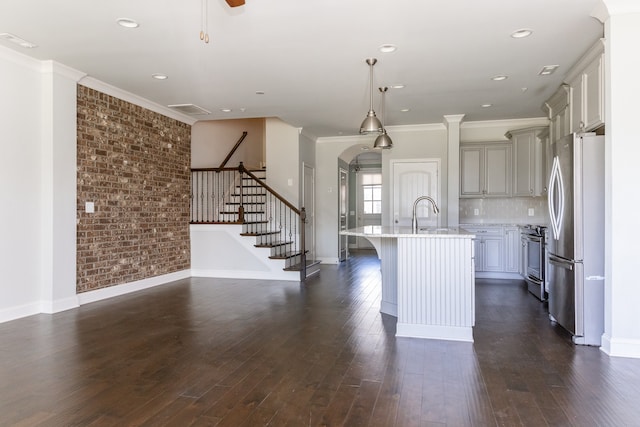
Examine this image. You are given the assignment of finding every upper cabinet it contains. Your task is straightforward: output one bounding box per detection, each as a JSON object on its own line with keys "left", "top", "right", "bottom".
{"left": 505, "top": 126, "right": 548, "bottom": 197}
{"left": 566, "top": 39, "right": 605, "bottom": 133}
{"left": 545, "top": 84, "right": 571, "bottom": 145}
{"left": 460, "top": 143, "right": 511, "bottom": 198}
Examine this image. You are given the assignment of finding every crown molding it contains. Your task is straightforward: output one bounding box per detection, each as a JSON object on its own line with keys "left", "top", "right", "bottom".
{"left": 79, "top": 76, "right": 197, "bottom": 125}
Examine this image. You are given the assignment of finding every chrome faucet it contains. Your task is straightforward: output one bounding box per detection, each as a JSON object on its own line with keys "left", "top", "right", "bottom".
{"left": 412, "top": 196, "right": 440, "bottom": 233}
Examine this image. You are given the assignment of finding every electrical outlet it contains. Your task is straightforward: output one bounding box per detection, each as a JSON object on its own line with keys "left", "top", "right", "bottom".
{"left": 474, "top": 208, "right": 479, "bottom": 216}
{"left": 528, "top": 208, "right": 535, "bottom": 216}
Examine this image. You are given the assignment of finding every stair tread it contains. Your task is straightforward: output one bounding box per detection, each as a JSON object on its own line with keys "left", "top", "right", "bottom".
{"left": 225, "top": 202, "right": 266, "bottom": 205}
{"left": 269, "top": 250, "right": 308, "bottom": 260}
{"left": 220, "top": 210, "right": 265, "bottom": 214}
{"left": 240, "top": 231, "right": 280, "bottom": 237}
{"left": 284, "top": 259, "right": 321, "bottom": 271}
{"left": 255, "top": 241, "right": 293, "bottom": 248}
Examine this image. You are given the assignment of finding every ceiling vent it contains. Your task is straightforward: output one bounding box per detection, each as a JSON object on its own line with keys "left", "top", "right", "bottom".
{"left": 168, "top": 104, "right": 212, "bottom": 115}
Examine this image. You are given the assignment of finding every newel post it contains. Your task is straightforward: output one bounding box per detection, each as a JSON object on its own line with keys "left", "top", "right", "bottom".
{"left": 237, "top": 162, "right": 245, "bottom": 223}
{"left": 300, "top": 207, "right": 307, "bottom": 281}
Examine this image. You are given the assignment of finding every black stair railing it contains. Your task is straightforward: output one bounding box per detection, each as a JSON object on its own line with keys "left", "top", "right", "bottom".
{"left": 190, "top": 162, "right": 307, "bottom": 280}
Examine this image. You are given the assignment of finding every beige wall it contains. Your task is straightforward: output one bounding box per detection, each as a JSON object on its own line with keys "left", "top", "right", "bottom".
{"left": 191, "top": 118, "right": 265, "bottom": 170}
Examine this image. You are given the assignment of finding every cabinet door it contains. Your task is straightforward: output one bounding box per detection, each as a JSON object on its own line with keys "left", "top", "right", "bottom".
{"left": 569, "top": 74, "right": 584, "bottom": 133}
{"left": 473, "top": 237, "right": 483, "bottom": 272}
{"left": 583, "top": 55, "right": 604, "bottom": 131}
{"left": 483, "top": 237, "right": 504, "bottom": 271}
{"left": 485, "top": 145, "right": 511, "bottom": 197}
{"left": 460, "top": 147, "right": 483, "bottom": 197}
{"left": 512, "top": 133, "right": 534, "bottom": 196}
{"left": 504, "top": 227, "right": 520, "bottom": 273}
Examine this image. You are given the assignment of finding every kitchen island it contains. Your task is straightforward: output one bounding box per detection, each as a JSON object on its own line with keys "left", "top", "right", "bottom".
{"left": 341, "top": 226, "right": 476, "bottom": 342}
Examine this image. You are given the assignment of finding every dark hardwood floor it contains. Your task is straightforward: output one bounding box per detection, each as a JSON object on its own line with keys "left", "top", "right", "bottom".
{"left": 2, "top": 251, "right": 640, "bottom": 426}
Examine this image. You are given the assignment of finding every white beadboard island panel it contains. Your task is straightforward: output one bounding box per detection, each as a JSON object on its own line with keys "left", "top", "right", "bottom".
{"left": 341, "top": 226, "right": 476, "bottom": 341}
{"left": 396, "top": 236, "right": 475, "bottom": 342}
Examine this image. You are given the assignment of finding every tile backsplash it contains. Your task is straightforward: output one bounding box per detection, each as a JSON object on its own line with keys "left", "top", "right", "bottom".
{"left": 459, "top": 197, "right": 548, "bottom": 224}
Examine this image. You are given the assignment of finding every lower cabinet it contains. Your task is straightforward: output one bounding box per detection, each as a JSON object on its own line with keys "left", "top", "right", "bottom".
{"left": 464, "top": 225, "right": 522, "bottom": 277}
{"left": 504, "top": 227, "right": 520, "bottom": 273}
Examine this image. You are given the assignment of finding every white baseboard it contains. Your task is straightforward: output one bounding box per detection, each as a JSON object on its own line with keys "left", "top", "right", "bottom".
{"left": 40, "top": 296, "right": 79, "bottom": 314}
{"left": 0, "top": 302, "right": 42, "bottom": 323}
{"left": 475, "top": 272, "right": 523, "bottom": 280}
{"left": 396, "top": 323, "right": 474, "bottom": 342}
{"left": 600, "top": 334, "right": 640, "bottom": 359}
{"left": 77, "top": 270, "right": 191, "bottom": 305}
{"left": 380, "top": 301, "right": 397, "bottom": 317}
{"left": 319, "top": 257, "right": 340, "bottom": 264}
{"left": 191, "top": 269, "right": 300, "bottom": 282}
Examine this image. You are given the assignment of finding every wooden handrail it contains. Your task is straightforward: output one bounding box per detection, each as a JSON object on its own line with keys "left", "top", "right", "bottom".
{"left": 218, "top": 131, "right": 248, "bottom": 169}
{"left": 239, "top": 163, "right": 301, "bottom": 215}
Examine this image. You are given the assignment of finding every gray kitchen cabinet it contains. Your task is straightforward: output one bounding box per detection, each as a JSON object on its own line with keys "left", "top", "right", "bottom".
{"left": 504, "top": 226, "right": 520, "bottom": 273}
{"left": 506, "top": 127, "right": 548, "bottom": 197}
{"left": 464, "top": 226, "right": 504, "bottom": 272}
{"left": 568, "top": 39, "right": 605, "bottom": 133}
{"left": 460, "top": 143, "right": 511, "bottom": 198}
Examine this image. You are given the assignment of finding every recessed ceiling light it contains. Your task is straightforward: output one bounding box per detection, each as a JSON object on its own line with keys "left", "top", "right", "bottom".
{"left": 491, "top": 75, "right": 508, "bottom": 81}
{"left": 221, "top": 108, "right": 232, "bottom": 113}
{"left": 151, "top": 73, "right": 168, "bottom": 80}
{"left": 511, "top": 29, "right": 533, "bottom": 38}
{"left": 379, "top": 44, "right": 397, "bottom": 53}
{"left": 390, "top": 84, "right": 405, "bottom": 89}
{"left": 481, "top": 104, "right": 493, "bottom": 108}
{"left": 400, "top": 108, "right": 410, "bottom": 113}
{"left": 0, "top": 32, "right": 37, "bottom": 48}
{"left": 116, "top": 18, "right": 139, "bottom": 28}
{"left": 538, "top": 65, "right": 559, "bottom": 76}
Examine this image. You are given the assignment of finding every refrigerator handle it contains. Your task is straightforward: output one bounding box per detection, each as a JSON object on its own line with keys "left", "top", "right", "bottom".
{"left": 548, "top": 156, "right": 565, "bottom": 241}
{"left": 549, "top": 254, "right": 574, "bottom": 270}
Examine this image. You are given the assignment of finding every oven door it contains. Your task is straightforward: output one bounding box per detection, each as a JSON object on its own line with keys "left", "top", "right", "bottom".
{"left": 525, "top": 235, "right": 543, "bottom": 281}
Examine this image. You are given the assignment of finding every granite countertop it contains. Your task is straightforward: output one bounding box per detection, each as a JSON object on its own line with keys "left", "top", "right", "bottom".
{"left": 460, "top": 223, "right": 540, "bottom": 228}
{"left": 341, "top": 225, "right": 475, "bottom": 238}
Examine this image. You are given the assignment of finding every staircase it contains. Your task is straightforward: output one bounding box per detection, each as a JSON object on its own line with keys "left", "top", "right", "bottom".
{"left": 191, "top": 165, "right": 320, "bottom": 281}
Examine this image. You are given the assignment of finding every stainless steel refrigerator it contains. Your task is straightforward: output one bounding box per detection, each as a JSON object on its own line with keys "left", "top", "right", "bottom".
{"left": 547, "top": 132, "right": 605, "bottom": 346}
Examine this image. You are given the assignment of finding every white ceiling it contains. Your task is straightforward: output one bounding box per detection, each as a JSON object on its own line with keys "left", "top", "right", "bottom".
{"left": 0, "top": 0, "right": 604, "bottom": 138}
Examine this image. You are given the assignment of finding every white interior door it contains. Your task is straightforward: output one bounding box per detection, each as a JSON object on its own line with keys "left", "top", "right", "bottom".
{"left": 302, "top": 163, "right": 315, "bottom": 261}
{"left": 356, "top": 169, "right": 382, "bottom": 249}
{"left": 339, "top": 168, "right": 348, "bottom": 261}
{"left": 392, "top": 160, "right": 440, "bottom": 227}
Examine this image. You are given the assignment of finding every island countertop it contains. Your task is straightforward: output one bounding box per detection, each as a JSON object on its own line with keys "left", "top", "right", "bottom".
{"left": 341, "top": 225, "right": 475, "bottom": 238}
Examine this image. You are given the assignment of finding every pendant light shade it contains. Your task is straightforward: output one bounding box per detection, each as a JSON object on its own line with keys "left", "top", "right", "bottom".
{"left": 373, "top": 87, "right": 393, "bottom": 149}
{"left": 374, "top": 129, "right": 393, "bottom": 149}
{"left": 359, "top": 58, "right": 383, "bottom": 134}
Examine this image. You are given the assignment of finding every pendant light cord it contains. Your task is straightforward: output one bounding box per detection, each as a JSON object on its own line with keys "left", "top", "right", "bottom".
{"left": 200, "top": 0, "right": 210, "bottom": 43}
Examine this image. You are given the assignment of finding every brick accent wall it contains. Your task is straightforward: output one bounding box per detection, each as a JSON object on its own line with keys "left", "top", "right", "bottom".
{"left": 76, "top": 85, "right": 191, "bottom": 293}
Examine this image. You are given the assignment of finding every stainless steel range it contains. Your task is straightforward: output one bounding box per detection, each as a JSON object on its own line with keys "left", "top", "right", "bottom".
{"left": 521, "top": 224, "right": 547, "bottom": 300}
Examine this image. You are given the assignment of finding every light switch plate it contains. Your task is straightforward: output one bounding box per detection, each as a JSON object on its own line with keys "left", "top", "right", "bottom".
{"left": 528, "top": 208, "right": 535, "bottom": 216}
{"left": 474, "top": 208, "right": 479, "bottom": 216}
{"left": 85, "top": 201, "right": 95, "bottom": 213}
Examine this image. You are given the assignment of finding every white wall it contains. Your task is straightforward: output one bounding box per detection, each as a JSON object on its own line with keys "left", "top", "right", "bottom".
{"left": 0, "top": 48, "right": 45, "bottom": 321}
{"left": 40, "top": 62, "right": 85, "bottom": 313}
{"left": 381, "top": 125, "right": 449, "bottom": 227}
{"left": 601, "top": 2, "right": 640, "bottom": 358}
{"left": 191, "top": 118, "right": 265, "bottom": 169}
{"left": 265, "top": 117, "right": 300, "bottom": 205}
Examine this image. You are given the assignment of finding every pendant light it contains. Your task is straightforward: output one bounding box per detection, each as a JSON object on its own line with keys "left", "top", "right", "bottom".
{"left": 359, "top": 58, "right": 383, "bottom": 134}
{"left": 374, "top": 87, "right": 393, "bottom": 149}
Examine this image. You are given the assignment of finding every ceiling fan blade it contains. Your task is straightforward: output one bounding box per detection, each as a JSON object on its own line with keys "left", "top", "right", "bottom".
{"left": 225, "top": 0, "right": 245, "bottom": 6}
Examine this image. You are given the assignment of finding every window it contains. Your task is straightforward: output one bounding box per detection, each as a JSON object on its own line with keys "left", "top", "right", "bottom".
{"left": 362, "top": 173, "right": 382, "bottom": 214}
